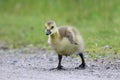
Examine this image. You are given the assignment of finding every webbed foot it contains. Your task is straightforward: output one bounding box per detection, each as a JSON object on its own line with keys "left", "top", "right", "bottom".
{"left": 75, "top": 64, "right": 86, "bottom": 69}
{"left": 50, "top": 65, "right": 65, "bottom": 70}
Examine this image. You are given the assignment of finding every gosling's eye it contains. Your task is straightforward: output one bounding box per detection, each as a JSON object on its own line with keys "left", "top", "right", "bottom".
{"left": 51, "top": 26, "right": 54, "bottom": 29}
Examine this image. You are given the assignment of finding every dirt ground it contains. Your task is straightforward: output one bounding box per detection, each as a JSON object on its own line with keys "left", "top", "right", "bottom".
{"left": 0, "top": 48, "right": 120, "bottom": 80}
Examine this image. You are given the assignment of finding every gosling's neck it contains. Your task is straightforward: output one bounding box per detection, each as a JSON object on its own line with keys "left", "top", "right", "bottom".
{"left": 50, "top": 31, "right": 60, "bottom": 40}
{"left": 49, "top": 30, "right": 61, "bottom": 45}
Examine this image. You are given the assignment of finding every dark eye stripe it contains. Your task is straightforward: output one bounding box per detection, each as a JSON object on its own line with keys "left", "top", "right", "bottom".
{"left": 51, "top": 26, "right": 54, "bottom": 29}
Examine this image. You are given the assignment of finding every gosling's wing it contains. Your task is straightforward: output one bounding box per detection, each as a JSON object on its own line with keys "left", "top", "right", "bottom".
{"left": 58, "top": 26, "right": 78, "bottom": 45}
{"left": 58, "top": 26, "right": 67, "bottom": 38}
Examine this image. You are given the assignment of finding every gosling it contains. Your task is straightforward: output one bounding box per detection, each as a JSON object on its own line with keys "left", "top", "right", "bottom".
{"left": 45, "top": 20, "right": 86, "bottom": 70}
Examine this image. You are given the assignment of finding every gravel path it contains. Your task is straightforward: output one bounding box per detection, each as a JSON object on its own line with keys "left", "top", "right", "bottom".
{"left": 0, "top": 48, "right": 120, "bottom": 80}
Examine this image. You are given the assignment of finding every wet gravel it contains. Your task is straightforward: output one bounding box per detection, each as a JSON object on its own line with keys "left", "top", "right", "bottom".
{"left": 0, "top": 48, "right": 120, "bottom": 80}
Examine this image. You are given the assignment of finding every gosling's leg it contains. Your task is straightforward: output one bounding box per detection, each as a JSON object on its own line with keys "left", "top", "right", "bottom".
{"left": 50, "top": 54, "right": 64, "bottom": 70}
{"left": 56, "top": 54, "right": 64, "bottom": 70}
{"left": 75, "top": 53, "right": 86, "bottom": 69}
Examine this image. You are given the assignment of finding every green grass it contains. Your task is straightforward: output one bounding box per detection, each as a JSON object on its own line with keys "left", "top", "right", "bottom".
{"left": 0, "top": 0, "right": 120, "bottom": 57}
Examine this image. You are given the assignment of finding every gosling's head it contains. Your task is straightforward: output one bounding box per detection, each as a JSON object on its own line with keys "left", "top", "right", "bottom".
{"left": 45, "top": 20, "right": 57, "bottom": 36}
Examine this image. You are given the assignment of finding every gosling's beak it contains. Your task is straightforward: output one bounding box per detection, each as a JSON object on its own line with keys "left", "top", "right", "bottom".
{"left": 46, "top": 30, "right": 51, "bottom": 35}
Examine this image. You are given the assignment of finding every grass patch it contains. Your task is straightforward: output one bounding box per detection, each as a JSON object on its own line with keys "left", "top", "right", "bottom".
{"left": 0, "top": 0, "right": 120, "bottom": 57}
